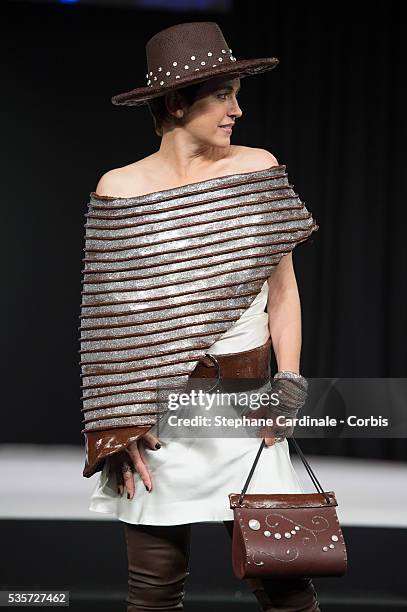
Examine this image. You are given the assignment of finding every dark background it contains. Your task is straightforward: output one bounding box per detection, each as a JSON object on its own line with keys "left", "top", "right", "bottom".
{"left": 2, "top": 1, "right": 406, "bottom": 460}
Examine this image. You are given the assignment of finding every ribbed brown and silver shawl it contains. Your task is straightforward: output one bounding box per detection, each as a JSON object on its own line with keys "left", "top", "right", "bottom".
{"left": 79, "top": 164, "right": 319, "bottom": 434}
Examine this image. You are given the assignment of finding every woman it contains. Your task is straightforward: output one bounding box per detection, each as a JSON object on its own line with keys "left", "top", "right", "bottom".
{"left": 79, "top": 22, "right": 321, "bottom": 611}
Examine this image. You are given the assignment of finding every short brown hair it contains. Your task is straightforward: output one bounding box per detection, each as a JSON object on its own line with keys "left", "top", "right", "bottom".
{"left": 146, "top": 83, "right": 203, "bottom": 137}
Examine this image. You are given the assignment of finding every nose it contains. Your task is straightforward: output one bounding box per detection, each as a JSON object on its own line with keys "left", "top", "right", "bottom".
{"left": 229, "top": 97, "right": 243, "bottom": 121}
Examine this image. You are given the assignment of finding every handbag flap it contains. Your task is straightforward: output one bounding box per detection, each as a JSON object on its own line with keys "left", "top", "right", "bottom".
{"left": 230, "top": 497, "right": 347, "bottom": 579}
{"left": 228, "top": 491, "right": 338, "bottom": 509}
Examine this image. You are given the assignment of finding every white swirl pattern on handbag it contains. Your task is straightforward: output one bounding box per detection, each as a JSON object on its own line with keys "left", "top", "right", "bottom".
{"left": 238, "top": 510, "right": 347, "bottom": 565}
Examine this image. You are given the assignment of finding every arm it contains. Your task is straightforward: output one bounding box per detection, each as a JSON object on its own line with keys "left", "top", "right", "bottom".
{"left": 257, "top": 152, "right": 315, "bottom": 441}
{"left": 267, "top": 252, "right": 302, "bottom": 374}
{"left": 251, "top": 147, "right": 302, "bottom": 371}
{"left": 259, "top": 252, "right": 307, "bottom": 444}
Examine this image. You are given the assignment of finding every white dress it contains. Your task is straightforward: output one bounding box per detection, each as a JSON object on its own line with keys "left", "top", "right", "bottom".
{"left": 88, "top": 280, "right": 305, "bottom": 525}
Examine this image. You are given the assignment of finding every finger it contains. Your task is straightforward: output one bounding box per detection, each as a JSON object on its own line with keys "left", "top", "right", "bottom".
{"left": 117, "top": 470, "right": 125, "bottom": 496}
{"left": 122, "top": 465, "right": 136, "bottom": 500}
{"left": 135, "top": 443, "right": 154, "bottom": 492}
{"left": 127, "top": 443, "right": 153, "bottom": 492}
{"left": 256, "top": 425, "right": 273, "bottom": 446}
{"left": 108, "top": 454, "right": 126, "bottom": 495}
{"left": 139, "top": 431, "right": 162, "bottom": 450}
{"left": 261, "top": 428, "right": 277, "bottom": 446}
{"left": 258, "top": 425, "right": 277, "bottom": 440}
{"left": 264, "top": 437, "right": 277, "bottom": 446}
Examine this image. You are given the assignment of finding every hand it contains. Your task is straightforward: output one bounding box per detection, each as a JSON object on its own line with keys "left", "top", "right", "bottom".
{"left": 257, "top": 414, "right": 295, "bottom": 447}
{"left": 108, "top": 431, "right": 162, "bottom": 500}
{"left": 243, "top": 402, "right": 294, "bottom": 447}
{"left": 256, "top": 371, "right": 306, "bottom": 445}
{"left": 263, "top": 434, "right": 280, "bottom": 447}
{"left": 271, "top": 372, "right": 308, "bottom": 416}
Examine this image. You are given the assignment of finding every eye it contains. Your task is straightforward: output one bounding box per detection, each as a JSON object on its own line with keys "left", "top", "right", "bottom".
{"left": 218, "top": 92, "right": 239, "bottom": 100}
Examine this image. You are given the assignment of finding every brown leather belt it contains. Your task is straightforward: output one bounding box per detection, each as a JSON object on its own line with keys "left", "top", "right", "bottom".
{"left": 83, "top": 337, "right": 272, "bottom": 479}
{"left": 187, "top": 337, "right": 271, "bottom": 392}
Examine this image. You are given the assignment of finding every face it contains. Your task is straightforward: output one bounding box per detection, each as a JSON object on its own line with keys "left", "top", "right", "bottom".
{"left": 174, "top": 76, "right": 243, "bottom": 144}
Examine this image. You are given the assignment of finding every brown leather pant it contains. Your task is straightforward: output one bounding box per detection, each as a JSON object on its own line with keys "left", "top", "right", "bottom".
{"left": 124, "top": 520, "right": 321, "bottom": 611}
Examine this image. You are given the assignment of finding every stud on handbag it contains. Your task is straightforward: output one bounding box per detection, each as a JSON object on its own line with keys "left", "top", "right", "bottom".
{"left": 228, "top": 437, "right": 348, "bottom": 579}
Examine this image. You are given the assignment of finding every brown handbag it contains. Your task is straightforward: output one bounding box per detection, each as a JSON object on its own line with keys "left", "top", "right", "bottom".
{"left": 228, "top": 437, "right": 348, "bottom": 579}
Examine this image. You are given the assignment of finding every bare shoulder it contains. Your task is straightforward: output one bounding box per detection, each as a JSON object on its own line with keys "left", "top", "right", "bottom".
{"left": 94, "top": 168, "right": 126, "bottom": 197}
{"left": 93, "top": 148, "right": 279, "bottom": 198}
{"left": 233, "top": 145, "right": 279, "bottom": 172}
{"left": 94, "top": 156, "right": 154, "bottom": 198}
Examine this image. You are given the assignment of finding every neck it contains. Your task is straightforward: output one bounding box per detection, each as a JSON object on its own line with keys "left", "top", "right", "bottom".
{"left": 154, "top": 127, "right": 233, "bottom": 181}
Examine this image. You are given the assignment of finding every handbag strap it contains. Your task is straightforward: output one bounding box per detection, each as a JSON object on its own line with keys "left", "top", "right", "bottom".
{"left": 238, "top": 437, "right": 331, "bottom": 506}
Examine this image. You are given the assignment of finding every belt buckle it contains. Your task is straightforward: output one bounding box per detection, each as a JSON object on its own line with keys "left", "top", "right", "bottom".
{"left": 201, "top": 352, "right": 221, "bottom": 392}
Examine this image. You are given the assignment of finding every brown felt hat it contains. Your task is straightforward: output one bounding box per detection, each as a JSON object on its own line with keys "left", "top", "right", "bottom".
{"left": 111, "top": 21, "right": 279, "bottom": 107}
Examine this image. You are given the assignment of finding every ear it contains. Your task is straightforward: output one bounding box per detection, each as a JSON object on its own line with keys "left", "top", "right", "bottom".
{"left": 165, "top": 90, "right": 184, "bottom": 117}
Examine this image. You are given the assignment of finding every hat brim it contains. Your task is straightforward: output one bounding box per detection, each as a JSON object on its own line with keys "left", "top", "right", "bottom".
{"left": 110, "top": 57, "right": 279, "bottom": 107}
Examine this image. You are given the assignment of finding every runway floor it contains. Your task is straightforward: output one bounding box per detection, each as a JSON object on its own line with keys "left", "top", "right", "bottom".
{"left": 0, "top": 444, "right": 406, "bottom": 527}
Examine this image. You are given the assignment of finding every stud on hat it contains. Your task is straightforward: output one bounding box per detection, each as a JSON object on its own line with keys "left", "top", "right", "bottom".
{"left": 111, "top": 21, "right": 279, "bottom": 107}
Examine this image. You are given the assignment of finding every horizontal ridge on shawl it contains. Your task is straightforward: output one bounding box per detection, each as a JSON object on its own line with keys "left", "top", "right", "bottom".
{"left": 78, "top": 163, "right": 319, "bottom": 434}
